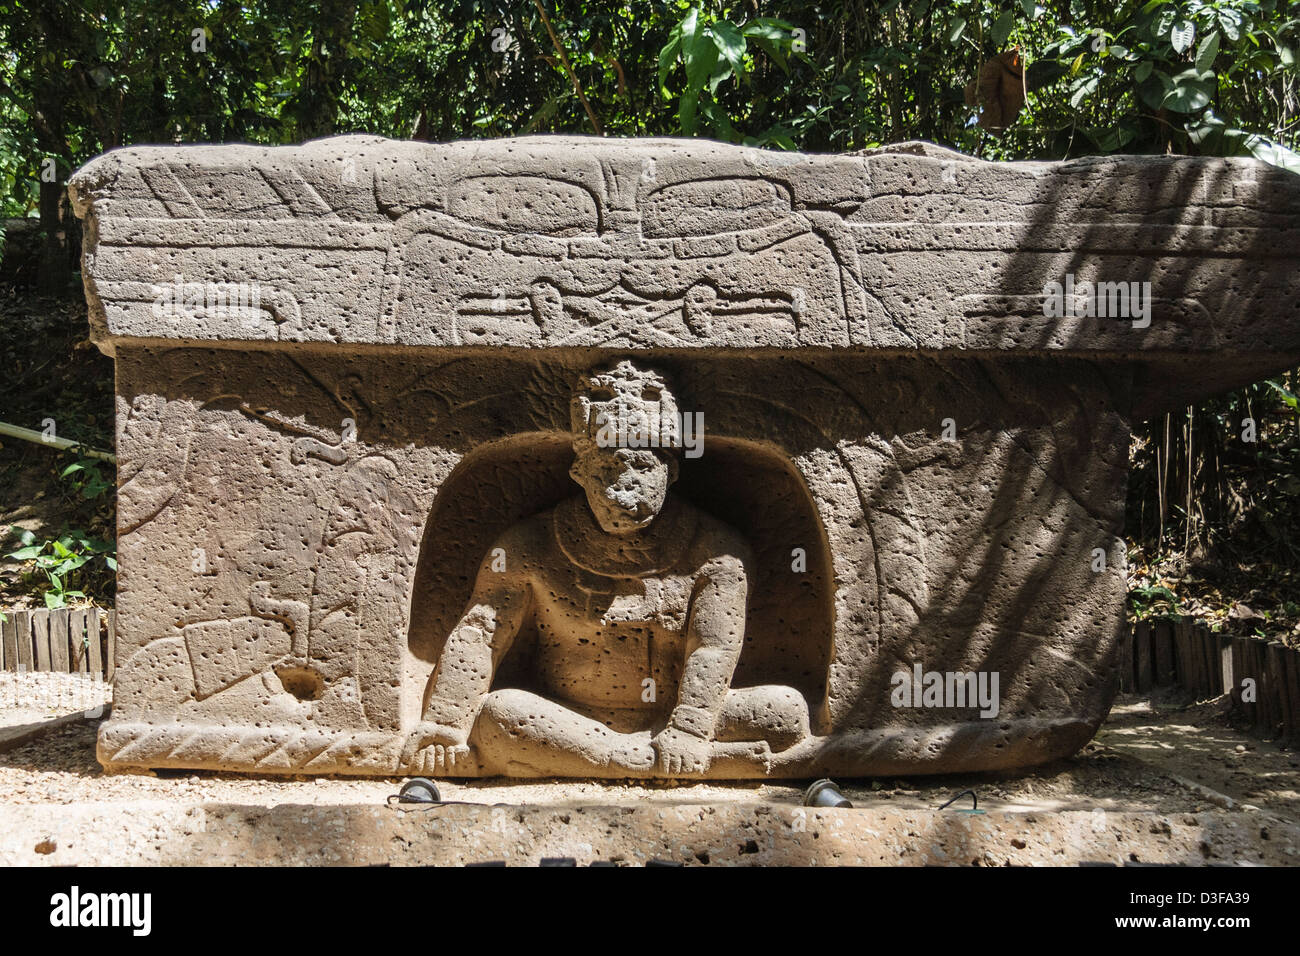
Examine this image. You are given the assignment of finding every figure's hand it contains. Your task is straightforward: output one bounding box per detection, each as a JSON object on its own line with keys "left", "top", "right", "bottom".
{"left": 652, "top": 726, "right": 712, "bottom": 776}
{"left": 402, "top": 721, "right": 473, "bottom": 775}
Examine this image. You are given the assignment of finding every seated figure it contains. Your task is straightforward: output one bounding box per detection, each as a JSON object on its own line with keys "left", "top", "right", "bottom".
{"left": 405, "top": 359, "right": 810, "bottom": 776}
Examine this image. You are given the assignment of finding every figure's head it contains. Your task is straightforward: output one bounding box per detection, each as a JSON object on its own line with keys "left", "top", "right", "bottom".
{"left": 570, "top": 361, "right": 682, "bottom": 535}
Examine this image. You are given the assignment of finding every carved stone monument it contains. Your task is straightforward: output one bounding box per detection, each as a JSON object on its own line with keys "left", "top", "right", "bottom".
{"left": 69, "top": 135, "right": 1300, "bottom": 777}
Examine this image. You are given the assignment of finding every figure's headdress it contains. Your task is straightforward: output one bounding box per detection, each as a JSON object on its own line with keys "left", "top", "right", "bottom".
{"left": 570, "top": 360, "right": 682, "bottom": 455}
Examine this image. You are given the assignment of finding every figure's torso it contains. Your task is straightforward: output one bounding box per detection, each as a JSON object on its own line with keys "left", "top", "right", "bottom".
{"left": 522, "top": 494, "right": 714, "bottom": 716}
{"left": 531, "top": 559, "right": 697, "bottom": 715}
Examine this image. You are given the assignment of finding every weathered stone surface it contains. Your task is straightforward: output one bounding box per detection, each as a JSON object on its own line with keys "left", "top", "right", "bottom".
{"left": 68, "top": 135, "right": 1300, "bottom": 778}
{"left": 70, "top": 136, "right": 1300, "bottom": 415}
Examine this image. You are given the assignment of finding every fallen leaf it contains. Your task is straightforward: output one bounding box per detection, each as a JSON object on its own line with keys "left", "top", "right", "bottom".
{"left": 1229, "top": 603, "right": 1264, "bottom": 622}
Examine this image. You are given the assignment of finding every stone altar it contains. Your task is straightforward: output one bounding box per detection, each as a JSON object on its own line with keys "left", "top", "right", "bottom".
{"left": 68, "top": 135, "right": 1300, "bottom": 777}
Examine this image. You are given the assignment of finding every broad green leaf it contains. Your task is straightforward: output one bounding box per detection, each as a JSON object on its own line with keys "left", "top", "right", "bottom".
{"left": 1070, "top": 75, "right": 1100, "bottom": 109}
{"left": 45, "top": 591, "right": 64, "bottom": 609}
{"left": 741, "top": 18, "right": 793, "bottom": 42}
{"left": 699, "top": 97, "right": 737, "bottom": 141}
{"left": 1171, "top": 20, "right": 1195, "bottom": 54}
{"left": 1156, "top": 7, "right": 1177, "bottom": 38}
{"left": 657, "top": 20, "right": 684, "bottom": 96}
{"left": 1249, "top": 138, "right": 1300, "bottom": 175}
{"left": 948, "top": 17, "right": 967, "bottom": 45}
{"left": 681, "top": 9, "right": 719, "bottom": 96}
{"left": 679, "top": 91, "right": 700, "bottom": 135}
{"left": 1195, "top": 31, "right": 1221, "bottom": 72}
{"left": 1217, "top": 10, "right": 1241, "bottom": 42}
{"left": 1172, "top": 66, "right": 1215, "bottom": 84}
{"left": 710, "top": 20, "right": 747, "bottom": 76}
{"left": 1162, "top": 79, "right": 1213, "bottom": 113}
{"left": 1138, "top": 71, "right": 1173, "bottom": 109}
{"left": 992, "top": 11, "right": 1016, "bottom": 46}
{"left": 750, "top": 36, "right": 788, "bottom": 73}
{"left": 1092, "top": 125, "right": 1137, "bottom": 152}
{"left": 708, "top": 62, "right": 734, "bottom": 95}
{"left": 1269, "top": 381, "right": 1300, "bottom": 409}
{"left": 6, "top": 545, "right": 43, "bottom": 560}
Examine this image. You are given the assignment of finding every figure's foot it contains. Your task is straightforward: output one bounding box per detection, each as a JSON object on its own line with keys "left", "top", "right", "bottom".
{"left": 410, "top": 743, "right": 478, "bottom": 776}
{"left": 402, "top": 721, "right": 479, "bottom": 776}
{"left": 652, "top": 727, "right": 712, "bottom": 776}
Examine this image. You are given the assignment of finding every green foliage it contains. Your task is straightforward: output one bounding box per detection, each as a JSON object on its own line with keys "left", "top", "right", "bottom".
{"left": 657, "top": 6, "right": 802, "bottom": 143}
{"left": 59, "top": 455, "right": 112, "bottom": 501}
{"left": 5, "top": 525, "right": 115, "bottom": 608}
{"left": 1, "top": 442, "right": 116, "bottom": 608}
{"left": 1268, "top": 379, "right": 1300, "bottom": 412}
{"left": 2, "top": 0, "right": 1298, "bottom": 211}
{"left": 1128, "top": 583, "right": 1184, "bottom": 621}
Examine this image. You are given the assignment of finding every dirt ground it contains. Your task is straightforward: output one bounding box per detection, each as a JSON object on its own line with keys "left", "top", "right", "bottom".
{"left": 0, "top": 676, "right": 1295, "bottom": 822}
{"left": 1097, "top": 689, "right": 1300, "bottom": 822}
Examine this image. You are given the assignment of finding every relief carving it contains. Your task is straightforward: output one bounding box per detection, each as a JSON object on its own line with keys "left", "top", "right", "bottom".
{"left": 405, "top": 361, "right": 811, "bottom": 776}
{"left": 379, "top": 164, "right": 858, "bottom": 348}
{"left": 73, "top": 136, "right": 1300, "bottom": 778}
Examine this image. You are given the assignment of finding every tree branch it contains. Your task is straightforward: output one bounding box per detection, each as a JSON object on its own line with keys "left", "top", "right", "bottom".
{"left": 533, "top": 0, "right": 602, "bottom": 135}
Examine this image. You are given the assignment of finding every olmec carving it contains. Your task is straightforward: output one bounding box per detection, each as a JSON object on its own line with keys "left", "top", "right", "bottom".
{"left": 405, "top": 361, "right": 810, "bottom": 776}
{"left": 69, "top": 136, "right": 1300, "bottom": 777}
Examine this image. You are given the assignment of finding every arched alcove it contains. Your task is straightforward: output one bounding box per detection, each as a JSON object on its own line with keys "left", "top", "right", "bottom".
{"left": 405, "top": 432, "right": 835, "bottom": 734}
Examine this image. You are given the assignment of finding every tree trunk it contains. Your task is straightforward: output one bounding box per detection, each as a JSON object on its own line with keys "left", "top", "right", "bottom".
{"left": 36, "top": 177, "right": 68, "bottom": 296}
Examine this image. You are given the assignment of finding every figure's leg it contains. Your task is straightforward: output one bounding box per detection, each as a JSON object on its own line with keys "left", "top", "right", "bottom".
{"left": 472, "top": 688, "right": 656, "bottom": 776}
{"left": 716, "top": 685, "right": 811, "bottom": 751}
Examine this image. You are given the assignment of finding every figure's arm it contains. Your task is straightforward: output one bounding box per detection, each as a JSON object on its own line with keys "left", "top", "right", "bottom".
{"left": 419, "top": 548, "right": 532, "bottom": 738}
{"left": 657, "top": 552, "right": 749, "bottom": 770}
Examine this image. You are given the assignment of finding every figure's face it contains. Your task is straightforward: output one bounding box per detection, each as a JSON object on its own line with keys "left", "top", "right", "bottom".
{"left": 572, "top": 446, "right": 674, "bottom": 534}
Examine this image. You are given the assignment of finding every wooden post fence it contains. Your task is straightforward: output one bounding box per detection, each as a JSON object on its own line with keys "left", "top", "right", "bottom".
{"left": 0, "top": 606, "right": 114, "bottom": 680}
{"left": 1122, "top": 616, "right": 1300, "bottom": 744}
